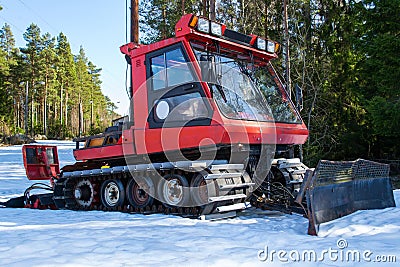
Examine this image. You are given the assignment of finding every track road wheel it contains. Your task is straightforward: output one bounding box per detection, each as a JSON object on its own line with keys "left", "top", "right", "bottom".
{"left": 158, "top": 174, "right": 190, "bottom": 208}
{"left": 100, "top": 179, "right": 125, "bottom": 209}
{"left": 190, "top": 172, "right": 217, "bottom": 215}
{"left": 126, "top": 177, "right": 154, "bottom": 209}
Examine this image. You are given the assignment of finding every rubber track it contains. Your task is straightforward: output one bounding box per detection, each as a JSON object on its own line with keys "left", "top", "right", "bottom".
{"left": 54, "top": 170, "right": 215, "bottom": 218}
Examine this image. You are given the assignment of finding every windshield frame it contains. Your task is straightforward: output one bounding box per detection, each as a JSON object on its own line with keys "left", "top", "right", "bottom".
{"left": 190, "top": 40, "right": 303, "bottom": 124}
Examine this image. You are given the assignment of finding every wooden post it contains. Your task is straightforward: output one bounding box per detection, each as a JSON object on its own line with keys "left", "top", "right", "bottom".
{"left": 131, "top": 0, "right": 139, "bottom": 43}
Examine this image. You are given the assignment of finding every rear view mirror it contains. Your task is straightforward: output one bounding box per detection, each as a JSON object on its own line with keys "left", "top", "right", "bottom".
{"left": 200, "top": 54, "right": 217, "bottom": 83}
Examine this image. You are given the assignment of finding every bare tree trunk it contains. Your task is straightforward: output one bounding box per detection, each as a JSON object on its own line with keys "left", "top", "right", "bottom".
{"left": 202, "top": 0, "right": 207, "bottom": 18}
{"left": 264, "top": 0, "right": 268, "bottom": 37}
{"left": 65, "top": 91, "right": 68, "bottom": 133}
{"left": 43, "top": 77, "right": 48, "bottom": 136}
{"left": 31, "top": 94, "right": 34, "bottom": 136}
{"left": 78, "top": 96, "right": 83, "bottom": 137}
{"left": 60, "top": 83, "right": 63, "bottom": 126}
{"left": 283, "top": 0, "right": 291, "bottom": 99}
{"left": 210, "top": 0, "right": 215, "bottom": 20}
{"left": 181, "top": 0, "right": 185, "bottom": 15}
{"left": 162, "top": 4, "right": 167, "bottom": 39}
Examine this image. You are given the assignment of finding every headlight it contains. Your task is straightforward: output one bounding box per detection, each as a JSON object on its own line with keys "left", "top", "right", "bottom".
{"left": 197, "top": 18, "right": 210, "bottom": 33}
{"left": 267, "top": 41, "right": 275, "bottom": 53}
{"left": 210, "top": 22, "right": 222, "bottom": 36}
{"left": 257, "top": 38, "right": 266, "bottom": 50}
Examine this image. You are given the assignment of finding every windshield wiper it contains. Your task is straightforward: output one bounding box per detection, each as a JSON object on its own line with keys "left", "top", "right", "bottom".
{"left": 211, "top": 84, "right": 227, "bottom": 102}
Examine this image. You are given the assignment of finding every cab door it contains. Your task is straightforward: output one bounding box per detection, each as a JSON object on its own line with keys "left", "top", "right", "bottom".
{"left": 145, "top": 43, "right": 213, "bottom": 129}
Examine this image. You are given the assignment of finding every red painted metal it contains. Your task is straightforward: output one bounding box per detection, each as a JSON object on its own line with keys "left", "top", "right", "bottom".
{"left": 73, "top": 144, "right": 125, "bottom": 161}
{"left": 22, "top": 145, "right": 60, "bottom": 180}
{"left": 73, "top": 13, "right": 309, "bottom": 162}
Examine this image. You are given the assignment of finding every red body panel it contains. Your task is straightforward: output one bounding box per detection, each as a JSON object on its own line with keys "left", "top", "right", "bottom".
{"left": 22, "top": 145, "right": 60, "bottom": 180}
{"left": 73, "top": 144, "right": 124, "bottom": 161}
{"left": 74, "top": 14, "right": 308, "bottom": 162}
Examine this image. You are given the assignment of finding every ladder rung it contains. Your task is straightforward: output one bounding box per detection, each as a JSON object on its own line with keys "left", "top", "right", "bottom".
{"left": 279, "top": 162, "right": 307, "bottom": 169}
{"left": 219, "top": 183, "right": 255, "bottom": 190}
{"left": 199, "top": 211, "right": 237, "bottom": 221}
{"left": 290, "top": 169, "right": 307, "bottom": 175}
{"left": 205, "top": 172, "right": 243, "bottom": 180}
{"left": 210, "top": 164, "right": 244, "bottom": 171}
{"left": 216, "top": 203, "right": 247, "bottom": 213}
{"left": 209, "top": 194, "right": 247, "bottom": 202}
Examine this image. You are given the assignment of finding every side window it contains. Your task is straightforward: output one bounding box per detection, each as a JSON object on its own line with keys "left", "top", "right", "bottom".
{"left": 150, "top": 54, "right": 166, "bottom": 90}
{"left": 154, "top": 92, "right": 208, "bottom": 122}
{"left": 150, "top": 47, "right": 194, "bottom": 90}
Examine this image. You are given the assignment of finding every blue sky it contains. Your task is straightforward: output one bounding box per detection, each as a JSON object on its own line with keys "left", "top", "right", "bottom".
{"left": 0, "top": 0, "right": 130, "bottom": 115}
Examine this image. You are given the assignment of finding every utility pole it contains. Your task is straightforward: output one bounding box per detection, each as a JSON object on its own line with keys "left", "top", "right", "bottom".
{"left": 129, "top": 0, "right": 139, "bottom": 102}
{"left": 131, "top": 0, "right": 139, "bottom": 43}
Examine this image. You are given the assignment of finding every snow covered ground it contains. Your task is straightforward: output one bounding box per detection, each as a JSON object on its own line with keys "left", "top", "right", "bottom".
{"left": 0, "top": 141, "right": 399, "bottom": 266}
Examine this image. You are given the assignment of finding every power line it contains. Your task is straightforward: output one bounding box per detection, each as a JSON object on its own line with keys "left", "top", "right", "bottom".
{"left": 0, "top": 15, "right": 25, "bottom": 34}
{"left": 17, "top": 0, "right": 59, "bottom": 34}
{"left": 0, "top": 2, "right": 25, "bottom": 33}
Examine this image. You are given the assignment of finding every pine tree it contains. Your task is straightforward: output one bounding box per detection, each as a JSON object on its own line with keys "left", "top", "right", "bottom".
{"left": 40, "top": 32, "right": 56, "bottom": 136}
{"left": 140, "top": 0, "right": 202, "bottom": 43}
{"left": 0, "top": 23, "right": 18, "bottom": 134}
{"left": 55, "top": 32, "right": 77, "bottom": 137}
{"left": 355, "top": 0, "right": 400, "bottom": 158}
{"left": 20, "top": 24, "right": 46, "bottom": 136}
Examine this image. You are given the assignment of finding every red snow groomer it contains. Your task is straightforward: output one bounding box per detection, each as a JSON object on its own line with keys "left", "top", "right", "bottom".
{"left": 9, "top": 14, "right": 395, "bottom": 235}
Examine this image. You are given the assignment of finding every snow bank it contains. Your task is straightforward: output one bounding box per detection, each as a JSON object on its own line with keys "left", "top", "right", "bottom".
{"left": 0, "top": 141, "right": 398, "bottom": 266}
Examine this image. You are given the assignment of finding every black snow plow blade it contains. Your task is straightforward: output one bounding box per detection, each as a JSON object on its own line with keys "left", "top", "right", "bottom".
{"left": 297, "top": 159, "right": 396, "bottom": 236}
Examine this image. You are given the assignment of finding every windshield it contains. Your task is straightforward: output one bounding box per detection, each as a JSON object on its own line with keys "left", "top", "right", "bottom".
{"left": 191, "top": 41, "right": 301, "bottom": 124}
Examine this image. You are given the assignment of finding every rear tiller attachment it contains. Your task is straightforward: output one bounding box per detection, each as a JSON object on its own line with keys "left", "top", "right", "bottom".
{"left": 0, "top": 145, "right": 59, "bottom": 209}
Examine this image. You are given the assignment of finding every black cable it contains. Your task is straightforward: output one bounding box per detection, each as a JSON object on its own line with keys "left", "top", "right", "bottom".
{"left": 257, "top": 180, "right": 308, "bottom": 215}
{"left": 23, "top": 183, "right": 54, "bottom": 205}
{"left": 126, "top": 63, "right": 131, "bottom": 99}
